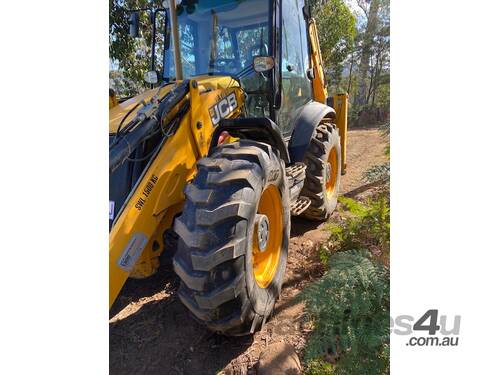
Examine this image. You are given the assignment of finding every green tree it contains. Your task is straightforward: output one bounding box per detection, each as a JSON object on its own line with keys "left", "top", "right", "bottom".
{"left": 353, "top": 0, "right": 390, "bottom": 108}
{"left": 109, "top": 0, "right": 162, "bottom": 95}
{"left": 313, "top": 0, "right": 356, "bottom": 88}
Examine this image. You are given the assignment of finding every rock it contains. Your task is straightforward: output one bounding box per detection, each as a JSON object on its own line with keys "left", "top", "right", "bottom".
{"left": 257, "top": 342, "right": 301, "bottom": 375}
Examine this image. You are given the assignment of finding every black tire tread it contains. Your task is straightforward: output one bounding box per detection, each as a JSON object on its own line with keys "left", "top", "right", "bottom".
{"left": 173, "top": 140, "right": 283, "bottom": 335}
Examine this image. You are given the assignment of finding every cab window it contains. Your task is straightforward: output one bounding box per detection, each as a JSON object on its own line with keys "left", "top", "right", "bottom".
{"left": 278, "top": 0, "right": 312, "bottom": 135}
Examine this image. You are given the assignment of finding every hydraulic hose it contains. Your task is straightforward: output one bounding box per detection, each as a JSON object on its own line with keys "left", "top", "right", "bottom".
{"left": 109, "top": 80, "right": 190, "bottom": 174}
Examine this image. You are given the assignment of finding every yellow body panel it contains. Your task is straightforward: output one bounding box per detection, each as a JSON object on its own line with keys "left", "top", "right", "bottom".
{"left": 333, "top": 93, "right": 348, "bottom": 174}
{"left": 109, "top": 86, "right": 174, "bottom": 133}
{"left": 252, "top": 185, "right": 283, "bottom": 288}
{"left": 109, "top": 76, "right": 241, "bottom": 134}
{"left": 326, "top": 146, "right": 339, "bottom": 196}
{"left": 109, "top": 77, "right": 245, "bottom": 307}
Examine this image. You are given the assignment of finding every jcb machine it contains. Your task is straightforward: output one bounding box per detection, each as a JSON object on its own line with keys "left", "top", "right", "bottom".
{"left": 110, "top": 0, "right": 348, "bottom": 335}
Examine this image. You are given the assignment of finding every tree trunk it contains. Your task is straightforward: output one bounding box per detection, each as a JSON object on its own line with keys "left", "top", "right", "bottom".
{"left": 367, "top": 67, "right": 374, "bottom": 105}
{"left": 371, "top": 56, "right": 381, "bottom": 107}
{"left": 347, "top": 52, "right": 355, "bottom": 94}
{"left": 355, "top": 0, "right": 381, "bottom": 107}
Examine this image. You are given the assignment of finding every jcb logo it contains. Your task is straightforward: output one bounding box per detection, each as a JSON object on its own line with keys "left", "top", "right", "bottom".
{"left": 209, "top": 92, "right": 237, "bottom": 126}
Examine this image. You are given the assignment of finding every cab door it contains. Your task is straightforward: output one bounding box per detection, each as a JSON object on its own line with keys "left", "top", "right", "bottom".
{"left": 277, "top": 0, "right": 313, "bottom": 136}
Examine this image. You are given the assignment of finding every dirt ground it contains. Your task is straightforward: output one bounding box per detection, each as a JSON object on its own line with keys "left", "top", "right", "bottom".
{"left": 109, "top": 126, "right": 388, "bottom": 375}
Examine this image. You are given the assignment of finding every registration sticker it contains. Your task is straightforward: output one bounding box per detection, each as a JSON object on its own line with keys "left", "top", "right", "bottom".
{"left": 117, "top": 232, "right": 149, "bottom": 272}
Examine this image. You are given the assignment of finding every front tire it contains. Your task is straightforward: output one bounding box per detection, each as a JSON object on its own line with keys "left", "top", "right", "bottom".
{"left": 173, "top": 140, "right": 290, "bottom": 335}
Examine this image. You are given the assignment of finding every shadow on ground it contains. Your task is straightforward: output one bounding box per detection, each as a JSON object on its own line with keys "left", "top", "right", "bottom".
{"left": 110, "top": 265, "right": 253, "bottom": 374}
{"left": 109, "top": 216, "right": 321, "bottom": 375}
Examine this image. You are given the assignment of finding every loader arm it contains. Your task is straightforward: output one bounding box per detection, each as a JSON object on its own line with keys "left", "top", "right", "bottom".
{"left": 308, "top": 18, "right": 328, "bottom": 105}
{"left": 308, "top": 18, "right": 349, "bottom": 174}
{"left": 109, "top": 77, "right": 245, "bottom": 307}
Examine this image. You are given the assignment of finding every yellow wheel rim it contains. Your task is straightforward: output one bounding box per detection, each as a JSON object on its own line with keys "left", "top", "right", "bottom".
{"left": 325, "top": 147, "right": 338, "bottom": 197}
{"left": 252, "top": 185, "right": 283, "bottom": 288}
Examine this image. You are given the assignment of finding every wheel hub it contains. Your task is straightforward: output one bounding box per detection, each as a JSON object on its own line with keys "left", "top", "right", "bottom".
{"left": 254, "top": 214, "right": 270, "bottom": 252}
{"left": 252, "top": 185, "right": 283, "bottom": 289}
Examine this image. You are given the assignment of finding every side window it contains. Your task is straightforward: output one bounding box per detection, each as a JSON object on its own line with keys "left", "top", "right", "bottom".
{"left": 238, "top": 26, "right": 272, "bottom": 118}
{"left": 278, "top": 0, "right": 312, "bottom": 135}
{"left": 237, "top": 26, "right": 269, "bottom": 68}
{"left": 217, "top": 28, "right": 234, "bottom": 59}
{"left": 213, "top": 27, "right": 236, "bottom": 72}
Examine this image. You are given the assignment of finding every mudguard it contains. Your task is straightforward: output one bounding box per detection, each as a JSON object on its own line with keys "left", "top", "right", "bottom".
{"left": 288, "top": 101, "right": 336, "bottom": 164}
{"left": 211, "top": 117, "right": 290, "bottom": 164}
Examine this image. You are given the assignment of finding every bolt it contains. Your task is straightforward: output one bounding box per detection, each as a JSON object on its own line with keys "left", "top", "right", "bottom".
{"left": 196, "top": 121, "right": 202, "bottom": 129}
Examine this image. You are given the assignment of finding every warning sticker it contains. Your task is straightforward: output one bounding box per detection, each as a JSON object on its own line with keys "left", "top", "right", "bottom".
{"left": 117, "top": 232, "right": 148, "bottom": 272}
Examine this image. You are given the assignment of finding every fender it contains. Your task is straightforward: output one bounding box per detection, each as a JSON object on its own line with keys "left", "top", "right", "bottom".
{"left": 288, "top": 101, "right": 336, "bottom": 163}
{"left": 210, "top": 117, "right": 290, "bottom": 164}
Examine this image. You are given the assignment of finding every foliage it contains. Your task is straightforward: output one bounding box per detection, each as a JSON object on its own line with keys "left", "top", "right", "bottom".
{"left": 363, "top": 162, "right": 389, "bottom": 184}
{"left": 110, "top": 0, "right": 162, "bottom": 96}
{"left": 304, "top": 358, "right": 335, "bottom": 375}
{"left": 313, "top": 0, "right": 356, "bottom": 86}
{"left": 323, "top": 194, "right": 390, "bottom": 264}
{"left": 347, "top": 0, "right": 390, "bottom": 119}
{"left": 109, "top": 69, "right": 144, "bottom": 98}
{"left": 298, "top": 249, "right": 390, "bottom": 375}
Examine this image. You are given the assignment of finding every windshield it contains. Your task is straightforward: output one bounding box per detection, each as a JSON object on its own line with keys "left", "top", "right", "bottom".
{"left": 163, "top": 0, "right": 271, "bottom": 80}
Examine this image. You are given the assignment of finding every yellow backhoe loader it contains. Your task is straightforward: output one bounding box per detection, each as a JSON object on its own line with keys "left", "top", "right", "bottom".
{"left": 109, "top": 0, "right": 348, "bottom": 335}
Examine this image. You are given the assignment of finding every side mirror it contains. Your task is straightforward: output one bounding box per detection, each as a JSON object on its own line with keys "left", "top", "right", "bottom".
{"left": 128, "top": 12, "right": 140, "bottom": 38}
{"left": 253, "top": 56, "right": 275, "bottom": 73}
{"left": 144, "top": 70, "right": 159, "bottom": 85}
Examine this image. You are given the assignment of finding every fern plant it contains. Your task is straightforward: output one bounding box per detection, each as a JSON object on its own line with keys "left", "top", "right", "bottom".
{"left": 364, "top": 162, "right": 390, "bottom": 184}
{"left": 299, "top": 250, "right": 389, "bottom": 375}
{"left": 325, "top": 196, "right": 390, "bottom": 263}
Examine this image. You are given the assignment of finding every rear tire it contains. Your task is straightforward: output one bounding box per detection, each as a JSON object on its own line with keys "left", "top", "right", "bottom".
{"left": 301, "top": 122, "right": 341, "bottom": 220}
{"left": 173, "top": 140, "right": 290, "bottom": 335}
